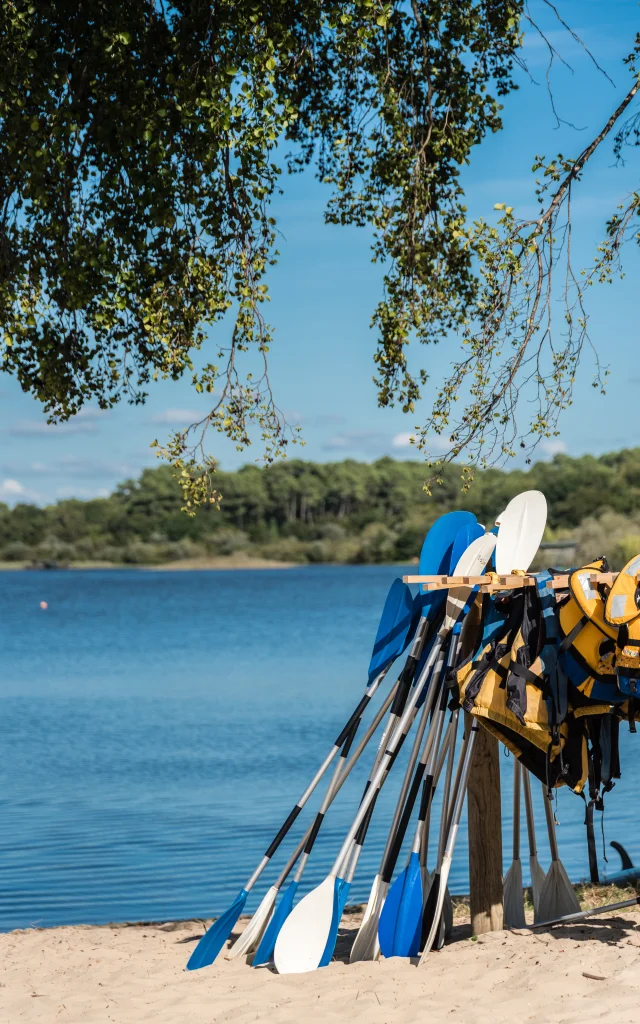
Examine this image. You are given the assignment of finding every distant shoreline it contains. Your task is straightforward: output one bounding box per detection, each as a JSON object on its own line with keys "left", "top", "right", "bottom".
{"left": 0, "top": 556, "right": 417, "bottom": 572}
{"left": 0, "top": 556, "right": 297, "bottom": 572}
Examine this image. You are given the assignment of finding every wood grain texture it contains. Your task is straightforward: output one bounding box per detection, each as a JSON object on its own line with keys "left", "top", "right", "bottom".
{"left": 467, "top": 721, "right": 504, "bottom": 936}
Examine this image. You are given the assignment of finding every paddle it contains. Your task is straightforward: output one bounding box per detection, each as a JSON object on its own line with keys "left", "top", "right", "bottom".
{"left": 246, "top": 581, "right": 439, "bottom": 966}
{"left": 377, "top": 691, "right": 447, "bottom": 958}
{"left": 522, "top": 767, "right": 546, "bottom": 919}
{"left": 503, "top": 759, "right": 526, "bottom": 929}
{"left": 348, "top": 641, "right": 449, "bottom": 963}
{"left": 226, "top": 577, "right": 415, "bottom": 962}
{"left": 187, "top": 578, "right": 414, "bottom": 970}
{"left": 348, "top": 514, "right": 481, "bottom": 963}
{"left": 251, "top": 677, "right": 405, "bottom": 966}
{"left": 274, "top": 531, "right": 497, "bottom": 974}
{"left": 536, "top": 789, "right": 580, "bottom": 924}
{"left": 315, "top": 619, "right": 450, "bottom": 969}
{"left": 418, "top": 490, "right": 548, "bottom": 963}
{"left": 378, "top": 625, "right": 466, "bottom": 958}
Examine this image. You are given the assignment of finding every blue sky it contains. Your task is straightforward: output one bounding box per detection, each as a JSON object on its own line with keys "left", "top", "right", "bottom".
{"left": 1, "top": 1, "right": 639, "bottom": 506}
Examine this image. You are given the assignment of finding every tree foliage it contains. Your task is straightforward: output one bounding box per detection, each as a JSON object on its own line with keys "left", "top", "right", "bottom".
{"left": 0, "top": 0, "right": 523, "bottom": 505}
{"left": 2, "top": 2, "right": 638, "bottom": 500}
{"left": 5, "top": 448, "right": 640, "bottom": 568}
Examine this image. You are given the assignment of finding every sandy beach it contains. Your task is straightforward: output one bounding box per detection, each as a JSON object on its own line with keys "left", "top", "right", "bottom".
{"left": 3, "top": 899, "right": 640, "bottom": 1024}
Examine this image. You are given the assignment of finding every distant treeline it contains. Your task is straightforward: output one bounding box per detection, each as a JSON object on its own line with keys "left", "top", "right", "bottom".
{"left": 2, "top": 451, "right": 640, "bottom": 567}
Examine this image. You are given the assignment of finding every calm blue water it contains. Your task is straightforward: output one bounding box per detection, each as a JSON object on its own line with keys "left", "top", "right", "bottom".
{"left": 1, "top": 566, "right": 638, "bottom": 932}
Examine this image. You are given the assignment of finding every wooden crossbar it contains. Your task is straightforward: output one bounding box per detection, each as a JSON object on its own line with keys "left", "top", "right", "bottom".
{"left": 402, "top": 570, "right": 634, "bottom": 593}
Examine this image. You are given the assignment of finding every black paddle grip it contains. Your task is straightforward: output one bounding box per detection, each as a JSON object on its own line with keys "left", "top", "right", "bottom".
{"left": 355, "top": 787, "right": 380, "bottom": 847}
{"left": 380, "top": 768, "right": 422, "bottom": 884}
{"left": 390, "top": 659, "right": 416, "bottom": 716}
{"left": 340, "top": 723, "right": 358, "bottom": 759}
{"left": 304, "top": 811, "right": 325, "bottom": 854}
{"left": 264, "top": 804, "right": 302, "bottom": 859}
{"left": 420, "top": 872, "right": 441, "bottom": 952}
{"left": 335, "top": 694, "right": 370, "bottom": 746}
{"left": 417, "top": 775, "right": 432, "bottom": 822}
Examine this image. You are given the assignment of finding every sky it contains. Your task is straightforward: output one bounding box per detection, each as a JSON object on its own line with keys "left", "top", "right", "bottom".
{"left": 1, "top": 1, "right": 640, "bottom": 506}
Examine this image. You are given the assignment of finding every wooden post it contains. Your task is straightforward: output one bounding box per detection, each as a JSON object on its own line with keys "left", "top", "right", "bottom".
{"left": 467, "top": 720, "right": 504, "bottom": 935}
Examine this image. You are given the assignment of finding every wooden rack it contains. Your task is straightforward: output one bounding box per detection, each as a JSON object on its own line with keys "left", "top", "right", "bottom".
{"left": 402, "top": 571, "right": 626, "bottom": 594}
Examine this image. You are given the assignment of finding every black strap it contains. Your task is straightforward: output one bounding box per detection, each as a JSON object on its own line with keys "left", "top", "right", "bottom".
{"left": 585, "top": 797, "right": 600, "bottom": 884}
{"left": 558, "top": 614, "right": 588, "bottom": 652}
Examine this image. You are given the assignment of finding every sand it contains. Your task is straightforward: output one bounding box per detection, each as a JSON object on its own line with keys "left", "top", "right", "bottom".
{"left": 3, "top": 904, "right": 640, "bottom": 1024}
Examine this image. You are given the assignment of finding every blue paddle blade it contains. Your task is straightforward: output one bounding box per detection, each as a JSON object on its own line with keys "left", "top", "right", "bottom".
{"left": 252, "top": 880, "right": 299, "bottom": 967}
{"left": 377, "top": 866, "right": 405, "bottom": 958}
{"left": 368, "top": 579, "right": 414, "bottom": 683}
{"left": 186, "top": 889, "right": 248, "bottom": 970}
{"left": 417, "top": 511, "right": 477, "bottom": 616}
{"left": 319, "top": 877, "right": 351, "bottom": 968}
{"left": 390, "top": 853, "right": 423, "bottom": 957}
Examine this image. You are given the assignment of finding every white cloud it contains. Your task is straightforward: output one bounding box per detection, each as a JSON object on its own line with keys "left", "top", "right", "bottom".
{"left": 1, "top": 478, "right": 25, "bottom": 496}
{"left": 540, "top": 439, "right": 568, "bottom": 457}
{"left": 151, "top": 408, "right": 203, "bottom": 426}
{"left": 392, "top": 432, "right": 415, "bottom": 448}
{"left": 0, "top": 478, "right": 41, "bottom": 504}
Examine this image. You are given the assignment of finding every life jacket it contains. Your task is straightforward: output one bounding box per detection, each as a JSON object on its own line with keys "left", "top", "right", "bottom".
{"left": 605, "top": 554, "right": 640, "bottom": 697}
{"left": 455, "top": 583, "right": 587, "bottom": 792}
{"left": 557, "top": 558, "right": 626, "bottom": 706}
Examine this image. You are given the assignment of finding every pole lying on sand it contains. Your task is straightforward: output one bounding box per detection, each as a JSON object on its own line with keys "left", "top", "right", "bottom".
{"left": 530, "top": 895, "right": 640, "bottom": 929}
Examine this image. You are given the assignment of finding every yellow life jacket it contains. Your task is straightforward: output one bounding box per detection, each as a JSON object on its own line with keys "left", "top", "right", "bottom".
{"left": 457, "top": 589, "right": 587, "bottom": 791}
{"left": 557, "top": 559, "right": 622, "bottom": 705}
{"left": 605, "top": 555, "right": 640, "bottom": 683}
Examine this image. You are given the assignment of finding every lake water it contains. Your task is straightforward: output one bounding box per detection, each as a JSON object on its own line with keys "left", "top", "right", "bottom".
{"left": 1, "top": 566, "right": 638, "bottom": 932}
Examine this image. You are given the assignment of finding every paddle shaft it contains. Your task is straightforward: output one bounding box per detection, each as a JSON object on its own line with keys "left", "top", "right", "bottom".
{"left": 270, "top": 678, "right": 401, "bottom": 891}
{"left": 330, "top": 629, "right": 448, "bottom": 877}
{"left": 419, "top": 720, "right": 480, "bottom": 961}
{"left": 332, "top": 614, "right": 440, "bottom": 881}
{"left": 543, "top": 788, "right": 560, "bottom": 863}
{"left": 374, "top": 643, "right": 449, "bottom": 882}
{"left": 340, "top": 674, "right": 431, "bottom": 883}
{"left": 513, "top": 759, "right": 521, "bottom": 861}
{"left": 522, "top": 767, "right": 538, "bottom": 858}
{"left": 333, "top": 581, "right": 484, "bottom": 877}
{"left": 530, "top": 895, "right": 640, "bottom": 929}
{"left": 244, "top": 665, "right": 393, "bottom": 891}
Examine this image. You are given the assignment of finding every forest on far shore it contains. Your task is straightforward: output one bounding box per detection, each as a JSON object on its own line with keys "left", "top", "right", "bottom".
{"left": 2, "top": 451, "right": 640, "bottom": 569}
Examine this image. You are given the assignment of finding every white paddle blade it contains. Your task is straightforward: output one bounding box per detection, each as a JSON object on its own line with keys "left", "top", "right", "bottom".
{"left": 452, "top": 532, "right": 496, "bottom": 578}
{"left": 274, "top": 875, "right": 335, "bottom": 974}
{"left": 444, "top": 534, "right": 496, "bottom": 628}
{"left": 503, "top": 859, "right": 526, "bottom": 929}
{"left": 536, "top": 861, "right": 580, "bottom": 924}
{"left": 349, "top": 877, "right": 386, "bottom": 963}
{"left": 225, "top": 885, "right": 278, "bottom": 960}
{"left": 495, "top": 490, "right": 547, "bottom": 574}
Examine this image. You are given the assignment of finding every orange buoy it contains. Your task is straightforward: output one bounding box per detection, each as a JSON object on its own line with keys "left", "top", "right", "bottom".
{"left": 40, "top": 601, "right": 48, "bottom": 610}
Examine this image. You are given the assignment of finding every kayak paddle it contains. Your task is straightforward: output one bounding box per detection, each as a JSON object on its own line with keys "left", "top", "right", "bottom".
{"left": 274, "top": 531, "right": 497, "bottom": 974}
{"left": 188, "top": 578, "right": 414, "bottom": 970}
{"left": 418, "top": 490, "right": 548, "bottom": 961}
